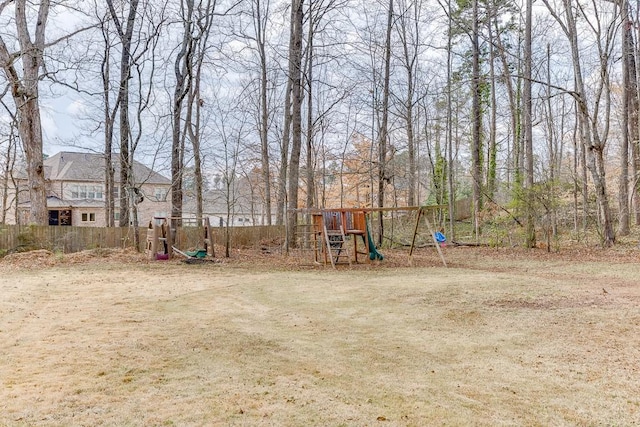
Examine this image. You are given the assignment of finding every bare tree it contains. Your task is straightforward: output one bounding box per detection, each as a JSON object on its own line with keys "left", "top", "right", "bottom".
{"left": 470, "top": 0, "right": 482, "bottom": 239}
{"left": 377, "top": 0, "right": 393, "bottom": 246}
{"left": 618, "top": 0, "right": 637, "bottom": 236}
{"left": 628, "top": 3, "right": 640, "bottom": 225}
{"left": 210, "top": 93, "right": 248, "bottom": 257}
{"left": 0, "top": 106, "right": 18, "bottom": 224}
{"left": 523, "top": 0, "right": 535, "bottom": 247}
{"left": 106, "top": 0, "right": 139, "bottom": 227}
{"left": 396, "top": 0, "right": 421, "bottom": 207}
{"left": 170, "top": 0, "right": 195, "bottom": 229}
{"left": 276, "top": 20, "right": 294, "bottom": 227}
{"left": 184, "top": 1, "right": 217, "bottom": 228}
{"left": 489, "top": 0, "right": 521, "bottom": 194}
{"left": 129, "top": 4, "right": 165, "bottom": 247}
{"left": 253, "top": 0, "right": 273, "bottom": 225}
{"left": 304, "top": 0, "right": 315, "bottom": 212}
{"left": 96, "top": 6, "right": 118, "bottom": 227}
{"left": 233, "top": 0, "right": 275, "bottom": 225}
{"left": 285, "top": 0, "right": 304, "bottom": 249}
{"left": 445, "top": 0, "right": 456, "bottom": 241}
{"left": 303, "top": 0, "right": 350, "bottom": 212}
{"left": 0, "top": 0, "right": 51, "bottom": 224}
{"left": 170, "top": 0, "right": 219, "bottom": 229}
{"left": 541, "top": 0, "right": 617, "bottom": 246}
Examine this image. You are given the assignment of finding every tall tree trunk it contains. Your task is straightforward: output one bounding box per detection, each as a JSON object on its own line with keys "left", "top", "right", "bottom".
{"left": 0, "top": 0, "right": 50, "bottom": 225}
{"left": 277, "top": 6, "right": 296, "bottom": 226}
{"left": 491, "top": 7, "right": 519, "bottom": 196}
{"left": 542, "top": 0, "right": 616, "bottom": 246}
{"left": 471, "top": 0, "right": 482, "bottom": 240}
{"left": 546, "top": 44, "right": 561, "bottom": 238}
{"left": 487, "top": 14, "right": 498, "bottom": 200}
{"left": 580, "top": 116, "right": 588, "bottom": 233}
{"left": 398, "top": 0, "right": 417, "bottom": 207}
{"left": 619, "top": 0, "right": 631, "bottom": 235}
{"left": 255, "top": 0, "right": 272, "bottom": 225}
{"left": 190, "top": 0, "right": 215, "bottom": 227}
{"left": 107, "top": 0, "right": 139, "bottom": 227}
{"left": 285, "top": 0, "right": 304, "bottom": 249}
{"left": 1, "top": 122, "right": 17, "bottom": 224}
{"left": 621, "top": 0, "right": 640, "bottom": 226}
{"left": 524, "top": 0, "right": 536, "bottom": 247}
{"left": 567, "top": 1, "right": 615, "bottom": 246}
{"left": 101, "top": 20, "right": 117, "bottom": 228}
{"left": 277, "top": 102, "right": 290, "bottom": 226}
{"left": 305, "top": 1, "right": 315, "bottom": 212}
{"left": 186, "top": 70, "right": 204, "bottom": 224}
{"left": 172, "top": 0, "right": 196, "bottom": 229}
{"left": 446, "top": 0, "right": 456, "bottom": 241}
{"left": 378, "top": 0, "right": 393, "bottom": 246}
{"left": 632, "top": 5, "right": 640, "bottom": 225}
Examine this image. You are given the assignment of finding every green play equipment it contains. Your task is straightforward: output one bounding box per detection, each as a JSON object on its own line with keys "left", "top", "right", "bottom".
{"left": 365, "top": 216, "right": 384, "bottom": 261}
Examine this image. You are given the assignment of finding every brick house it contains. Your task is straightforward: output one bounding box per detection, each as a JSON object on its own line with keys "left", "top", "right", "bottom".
{"left": 10, "top": 151, "right": 171, "bottom": 227}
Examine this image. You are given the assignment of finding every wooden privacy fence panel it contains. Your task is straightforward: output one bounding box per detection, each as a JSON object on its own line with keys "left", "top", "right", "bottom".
{"left": 0, "top": 225, "right": 138, "bottom": 253}
{"left": 0, "top": 225, "right": 285, "bottom": 254}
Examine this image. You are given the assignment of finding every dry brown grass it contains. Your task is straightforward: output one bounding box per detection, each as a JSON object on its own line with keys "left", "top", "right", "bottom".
{"left": 1, "top": 246, "right": 639, "bottom": 426}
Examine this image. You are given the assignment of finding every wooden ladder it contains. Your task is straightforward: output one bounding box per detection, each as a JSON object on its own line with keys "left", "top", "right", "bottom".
{"left": 323, "top": 223, "right": 351, "bottom": 268}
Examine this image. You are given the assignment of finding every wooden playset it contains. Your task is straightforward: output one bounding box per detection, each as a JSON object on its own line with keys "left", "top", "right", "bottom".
{"left": 146, "top": 216, "right": 214, "bottom": 260}
{"left": 307, "top": 206, "right": 447, "bottom": 268}
{"left": 310, "top": 208, "right": 383, "bottom": 268}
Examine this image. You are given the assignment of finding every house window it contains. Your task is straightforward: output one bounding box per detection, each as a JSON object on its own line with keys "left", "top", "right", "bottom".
{"left": 81, "top": 212, "right": 96, "bottom": 222}
{"left": 89, "top": 186, "right": 103, "bottom": 199}
{"left": 154, "top": 187, "right": 168, "bottom": 201}
{"left": 49, "top": 210, "right": 72, "bottom": 226}
{"left": 60, "top": 210, "right": 72, "bottom": 225}
{"left": 114, "top": 211, "right": 120, "bottom": 221}
{"left": 48, "top": 210, "right": 59, "bottom": 226}
{"left": 113, "top": 187, "right": 120, "bottom": 200}
{"left": 72, "top": 185, "right": 103, "bottom": 199}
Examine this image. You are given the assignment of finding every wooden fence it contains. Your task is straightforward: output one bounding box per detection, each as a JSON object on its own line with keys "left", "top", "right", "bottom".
{"left": 0, "top": 224, "right": 285, "bottom": 254}
{"left": 0, "top": 199, "right": 470, "bottom": 255}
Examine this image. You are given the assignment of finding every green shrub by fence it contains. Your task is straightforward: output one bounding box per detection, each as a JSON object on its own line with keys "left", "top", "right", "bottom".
{"left": 0, "top": 225, "right": 285, "bottom": 255}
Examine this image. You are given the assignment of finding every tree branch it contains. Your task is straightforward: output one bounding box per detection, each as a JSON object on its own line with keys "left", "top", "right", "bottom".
{"left": 43, "top": 24, "right": 97, "bottom": 50}
{"left": 0, "top": 0, "right": 14, "bottom": 16}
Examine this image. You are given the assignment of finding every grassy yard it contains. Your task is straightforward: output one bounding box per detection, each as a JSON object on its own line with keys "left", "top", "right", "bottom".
{"left": 1, "top": 247, "right": 639, "bottom": 425}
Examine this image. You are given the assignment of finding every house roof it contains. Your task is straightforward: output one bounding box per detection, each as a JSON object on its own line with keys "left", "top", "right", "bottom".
{"left": 44, "top": 151, "right": 171, "bottom": 185}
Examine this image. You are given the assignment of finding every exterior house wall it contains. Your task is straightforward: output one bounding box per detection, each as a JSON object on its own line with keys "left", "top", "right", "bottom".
{"left": 46, "top": 183, "right": 171, "bottom": 228}
{"left": 4, "top": 152, "right": 172, "bottom": 227}
{"left": 0, "top": 186, "right": 20, "bottom": 224}
{"left": 133, "top": 183, "right": 171, "bottom": 224}
{"left": 73, "top": 208, "right": 105, "bottom": 227}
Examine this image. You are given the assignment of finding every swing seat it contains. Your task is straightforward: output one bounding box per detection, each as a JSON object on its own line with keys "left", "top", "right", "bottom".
{"left": 186, "top": 249, "right": 207, "bottom": 258}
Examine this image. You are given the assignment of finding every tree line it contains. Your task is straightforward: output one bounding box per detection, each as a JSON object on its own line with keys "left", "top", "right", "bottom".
{"left": 0, "top": 0, "right": 637, "bottom": 247}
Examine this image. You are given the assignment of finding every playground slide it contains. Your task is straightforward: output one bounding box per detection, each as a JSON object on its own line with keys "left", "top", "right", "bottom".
{"left": 365, "top": 221, "right": 384, "bottom": 261}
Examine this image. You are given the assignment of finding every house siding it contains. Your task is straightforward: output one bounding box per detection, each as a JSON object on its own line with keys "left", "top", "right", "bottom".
{"left": 3, "top": 152, "right": 172, "bottom": 227}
